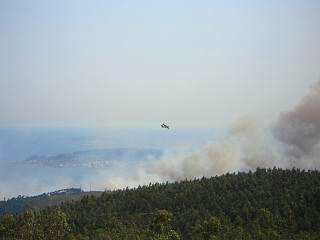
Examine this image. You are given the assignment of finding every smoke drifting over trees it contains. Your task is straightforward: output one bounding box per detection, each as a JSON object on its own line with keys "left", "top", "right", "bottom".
{"left": 103, "top": 81, "right": 320, "bottom": 189}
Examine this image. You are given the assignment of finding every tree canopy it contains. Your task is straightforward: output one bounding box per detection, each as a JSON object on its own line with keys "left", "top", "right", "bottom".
{"left": 1, "top": 168, "right": 320, "bottom": 239}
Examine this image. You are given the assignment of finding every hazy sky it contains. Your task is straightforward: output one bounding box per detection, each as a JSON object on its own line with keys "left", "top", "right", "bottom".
{"left": 1, "top": 0, "right": 319, "bottom": 128}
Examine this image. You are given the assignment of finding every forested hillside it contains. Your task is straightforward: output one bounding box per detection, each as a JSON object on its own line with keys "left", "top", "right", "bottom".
{"left": 0, "top": 189, "right": 102, "bottom": 215}
{"left": 1, "top": 168, "right": 320, "bottom": 239}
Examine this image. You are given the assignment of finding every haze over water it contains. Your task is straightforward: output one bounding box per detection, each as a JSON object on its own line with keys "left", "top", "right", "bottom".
{"left": 0, "top": 128, "right": 222, "bottom": 199}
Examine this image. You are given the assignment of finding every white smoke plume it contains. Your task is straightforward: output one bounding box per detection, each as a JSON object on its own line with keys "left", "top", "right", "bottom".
{"left": 145, "top": 118, "right": 281, "bottom": 181}
{"left": 101, "top": 81, "right": 320, "bottom": 189}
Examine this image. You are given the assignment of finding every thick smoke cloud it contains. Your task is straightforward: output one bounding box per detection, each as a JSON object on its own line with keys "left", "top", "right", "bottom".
{"left": 146, "top": 118, "right": 280, "bottom": 181}
{"left": 100, "top": 118, "right": 283, "bottom": 189}
{"left": 102, "top": 81, "right": 320, "bottom": 189}
{"left": 273, "top": 81, "right": 320, "bottom": 168}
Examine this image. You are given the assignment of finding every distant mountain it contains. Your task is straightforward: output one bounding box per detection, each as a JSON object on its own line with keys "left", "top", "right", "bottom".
{"left": 22, "top": 148, "right": 162, "bottom": 168}
{"left": 0, "top": 188, "right": 103, "bottom": 215}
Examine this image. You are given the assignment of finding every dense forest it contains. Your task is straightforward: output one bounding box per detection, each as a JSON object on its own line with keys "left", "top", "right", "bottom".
{"left": 1, "top": 168, "right": 320, "bottom": 239}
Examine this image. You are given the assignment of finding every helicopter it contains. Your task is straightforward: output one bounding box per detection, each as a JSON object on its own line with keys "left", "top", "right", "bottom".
{"left": 161, "top": 123, "right": 170, "bottom": 129}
